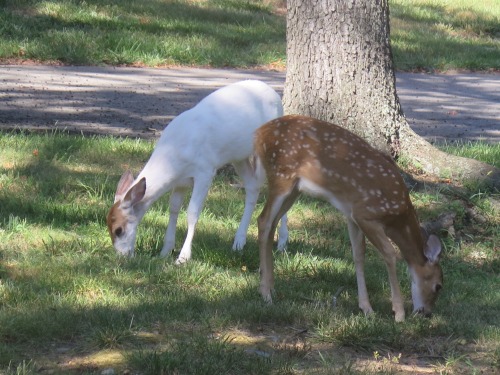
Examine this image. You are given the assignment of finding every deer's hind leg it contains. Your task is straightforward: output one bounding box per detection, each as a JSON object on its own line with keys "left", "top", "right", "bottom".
{"left": 258, "top": 180, "right": 299, "bottom": 302}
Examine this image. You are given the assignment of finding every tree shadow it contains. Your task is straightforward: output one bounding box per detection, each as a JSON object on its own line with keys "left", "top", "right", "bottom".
{"left": 396, "top": 71, "right": 500, "bottom": 143}
{"left": 0, "top": 64, "right": 286, "bottom": 139}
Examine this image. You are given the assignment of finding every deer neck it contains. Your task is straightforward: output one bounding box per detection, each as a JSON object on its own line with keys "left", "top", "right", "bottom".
{"left": 386, "top": 206, "right": 428, "bottom": 268}
{"left": 136, "top": 154, "right": 184, "bottom": 205}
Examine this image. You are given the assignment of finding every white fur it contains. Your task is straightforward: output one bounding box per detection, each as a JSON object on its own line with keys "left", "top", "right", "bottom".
{"left": 109, "top": 80, "right": 288, "bottom": 263}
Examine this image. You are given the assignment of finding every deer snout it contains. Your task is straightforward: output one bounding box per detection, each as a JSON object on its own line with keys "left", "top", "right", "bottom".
{"left": 119, "top": 249, "right": 135, "bottom": 258}
{"left": 110, "top": 227, "right": 137, "bottom": 258}
{"left": 411, "top": 292, "right": 435, "bottom": 318}
{"left": 113, "top": 241, "right": 135, "bottom": 257}
{"left": 413, "top": 306, "right": 432, "bottom": 318}
{"left": 107, "top": 203, "right": 138, "bottom": 257}
{"left": 412, "top": 295, "right": 438, "bottom": 319}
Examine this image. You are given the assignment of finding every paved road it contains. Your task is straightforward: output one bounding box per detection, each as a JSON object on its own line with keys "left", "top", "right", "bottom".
{"left": 1, "top": 65, "right": 499, "bottom": 143}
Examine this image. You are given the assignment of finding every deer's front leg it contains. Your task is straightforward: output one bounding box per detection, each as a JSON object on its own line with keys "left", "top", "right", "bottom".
{"left": 358, "top": 220, "right": 405, "bottom": 322}
{"left": 232, "top": 160, "right": 261, "bottom": 251}
{"left": 347, "top": 220, "right": 375, "bottom": 317}
{"left": 382, "top": 251, "right": 405, "bottom": 322}
{"left": 160, "top": 187, "right": 188, "bottom": 258}
{"left": 276, "top": 213, "right": 289, "bottom": 251}
{"left": 175, "top": 175, "right": 213, "bottom": 265}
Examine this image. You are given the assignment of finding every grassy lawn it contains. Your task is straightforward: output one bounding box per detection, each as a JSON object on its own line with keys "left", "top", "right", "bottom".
{"left": 0, "top": 0, "right": 499, "bottom": 71}
{"left": 0, "top": 132, "right": 498, "bottom": 374}
{"left": 390, "top": 0, "right": 500, "bottom": 71}
{"left": 0, "top": 0, "right": 287, "bottom": 68}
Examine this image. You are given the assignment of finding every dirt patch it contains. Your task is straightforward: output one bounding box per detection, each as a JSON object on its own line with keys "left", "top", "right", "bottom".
{"left": 21, "top": 326, "right": 499, "bottom": 374}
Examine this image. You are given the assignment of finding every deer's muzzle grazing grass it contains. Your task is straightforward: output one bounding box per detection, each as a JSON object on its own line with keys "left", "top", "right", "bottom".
{"left": 0, "top": 131, "right": 498, "bottom": 373}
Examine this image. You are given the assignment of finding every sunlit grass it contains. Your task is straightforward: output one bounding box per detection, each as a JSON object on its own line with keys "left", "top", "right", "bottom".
{"left": 390, "top": 0, "right": 500, "bottom": 71}
{"left": 0, "top": 0, "right": 286, "bottom": 67}
{"left": 438, "top": 140, "right": 500, "bottom": 168}
{"left": 1, "top": 0, "right": 499, "bottom": 70}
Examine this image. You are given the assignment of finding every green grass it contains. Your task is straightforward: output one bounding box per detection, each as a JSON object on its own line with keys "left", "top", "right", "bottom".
{"left": 1, "top": 131, "right": 499, "bottom": 374}
{"left": 1, "top": 0, "right": 499, "bottom": 71}
{"left": 0, "top": 0, "right": 286, "bottom": 68}
{"left": 438, "top": 140, "right": 500, "bottom": 168}
{"left": 390, "top": 0, "right": 500, "bottom": 71}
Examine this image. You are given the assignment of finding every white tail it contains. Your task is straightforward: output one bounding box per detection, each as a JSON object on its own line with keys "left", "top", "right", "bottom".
{"left": 255, "top": 115, "right": 442, "bottom": 321}
{"left": 107, "top": 80, "right": 288, "bottom": 264}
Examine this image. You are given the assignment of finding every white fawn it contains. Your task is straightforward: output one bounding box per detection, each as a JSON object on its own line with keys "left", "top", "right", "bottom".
{"left": 107, "top": 80, "right": 288, "bottom": 264}
{"left": 255, "top": 115, "right": 442, "bottom": 321}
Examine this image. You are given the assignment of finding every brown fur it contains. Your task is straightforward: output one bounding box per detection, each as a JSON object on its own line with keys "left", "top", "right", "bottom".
{"left": 255, "top": 115, "right": 442, "bottom": 321}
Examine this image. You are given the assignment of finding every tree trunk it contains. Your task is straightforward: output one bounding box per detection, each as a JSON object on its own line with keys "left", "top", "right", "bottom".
{"left": 283, "top": 0, "right": 499, "bottom": 187}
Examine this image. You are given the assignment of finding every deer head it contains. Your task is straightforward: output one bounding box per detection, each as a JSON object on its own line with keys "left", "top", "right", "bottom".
{"left": 107, "top": 171, "right": 146, "bottom": 257}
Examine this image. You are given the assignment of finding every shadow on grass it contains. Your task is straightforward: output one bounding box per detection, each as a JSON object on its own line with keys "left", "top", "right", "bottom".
{"left": 1, "top": 220, "right": 498, "bottom": 373}
{"left": 1, "top": 228, "right": 498, "bottom": 373}
{"left": 0, "top": 155, "right": 117, "bottom": 228}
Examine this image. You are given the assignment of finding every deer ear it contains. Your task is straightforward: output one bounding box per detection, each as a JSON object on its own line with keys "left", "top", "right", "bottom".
{"left": 424, "top": 234, "right": 442, "bottom": 264}
{"left": 123, "top": 177, "right": 146, "bottom": 207}
{"left": 115, "top": 171, "right": 135, "bottom": 201}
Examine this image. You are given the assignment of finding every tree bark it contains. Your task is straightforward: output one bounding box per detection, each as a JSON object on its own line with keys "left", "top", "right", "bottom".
{"left": 283, "top": 0, "right": 499, "bottom": 187}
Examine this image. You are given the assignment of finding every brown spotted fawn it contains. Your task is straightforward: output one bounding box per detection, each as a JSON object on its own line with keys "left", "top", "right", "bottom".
{"left": 255, "top": 115, "right": 442, "bottom": 321}
{"left": 107, "top": 80, "right": 288, "bottom": 264}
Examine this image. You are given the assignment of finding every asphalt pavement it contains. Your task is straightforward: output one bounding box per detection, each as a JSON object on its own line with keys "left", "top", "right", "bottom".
{"left": 0, "top": 65, "right": 498, "bottom": 143}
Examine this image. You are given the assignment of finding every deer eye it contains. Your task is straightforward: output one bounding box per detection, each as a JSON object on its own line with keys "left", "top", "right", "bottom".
{"left": 435, "top": 284, "right": 443, "bottom": 293}
{"left": 114, "top": 227, "right": 124, "bottom": 237}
